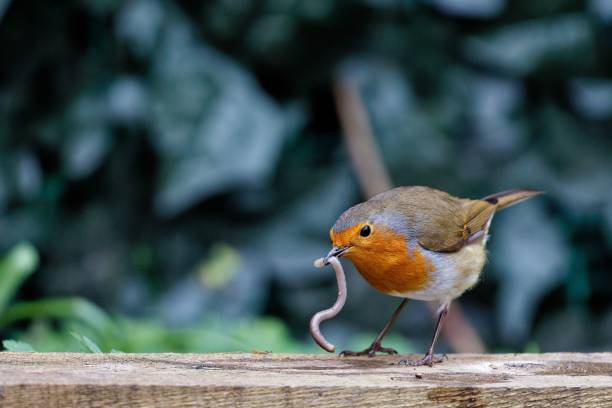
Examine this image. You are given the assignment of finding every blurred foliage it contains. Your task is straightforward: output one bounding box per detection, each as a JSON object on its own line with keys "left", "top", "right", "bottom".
{"left": 0, "top": 244, "right": 309, "bottom": 352}
{"left": 0, "top": 0, "right": 611, "bottom": 354}
{"left": 3, "top": 340, "right": 35, "bottom": 352}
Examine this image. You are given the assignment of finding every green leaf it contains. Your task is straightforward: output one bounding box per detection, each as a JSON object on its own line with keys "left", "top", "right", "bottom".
{"left": 0, "top": 297, "right": 116, "bottom": 337}
{"left": 523, "top": 340, "right": 541, "bottom": 353}
{"left": 196, "top": 243, "right": 241, "bottom": 289}
{"left": 2, "top": 339, "right": 35, "bottom": 352}
{"left": 70, "top": 332, "right": 102, "bottom": 353}
{"left": 0, "top": 243, "right": 39, "bottom": 317}
{"left": 16, "top": 321, "right": 83, "bottom": 352}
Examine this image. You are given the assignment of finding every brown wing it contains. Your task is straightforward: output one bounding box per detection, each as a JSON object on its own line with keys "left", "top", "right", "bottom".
{"left": 381, "top": 186, "right": 491, "bottom": 253}
{"left": 416, "top": 188, "right": 543, "bottom": 253}
{"left": 416, "top": 198, "right": 496, "bottom": 253}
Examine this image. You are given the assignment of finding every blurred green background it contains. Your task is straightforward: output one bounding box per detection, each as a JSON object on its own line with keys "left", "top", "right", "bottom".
{"left": 0, "top": 0, "right": 611, "bottom": 354}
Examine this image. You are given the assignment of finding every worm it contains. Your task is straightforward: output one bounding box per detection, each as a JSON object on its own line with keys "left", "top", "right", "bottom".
{"left": 309, "top": 256, "right": 347, "bottom": 353}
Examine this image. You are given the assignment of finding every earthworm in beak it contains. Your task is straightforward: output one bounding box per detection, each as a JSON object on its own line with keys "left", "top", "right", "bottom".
{"left": 309, "top": 256, "right": 347, "bottom": 352}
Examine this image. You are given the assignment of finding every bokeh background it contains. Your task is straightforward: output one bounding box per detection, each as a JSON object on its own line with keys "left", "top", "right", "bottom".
{"left": 1, "top": 0, "right": 611, "bottom": 354}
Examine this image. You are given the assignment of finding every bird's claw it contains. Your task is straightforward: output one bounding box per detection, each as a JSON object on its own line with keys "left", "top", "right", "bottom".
{"left": 398, "top": 353, "right": 447, "bottom": 367}
{"left": 339, "top": 342, "right": 399, "bottom": 357}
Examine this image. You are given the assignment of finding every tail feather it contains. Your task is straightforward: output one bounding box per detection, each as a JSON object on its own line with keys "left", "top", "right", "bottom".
{"left": 482, "top": 189, "right": 544, "bottom": 210}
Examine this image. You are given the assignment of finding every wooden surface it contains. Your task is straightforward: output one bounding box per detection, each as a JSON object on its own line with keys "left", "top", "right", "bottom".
{"left": 1, "top": 352, "right": 612, "bottom": 407}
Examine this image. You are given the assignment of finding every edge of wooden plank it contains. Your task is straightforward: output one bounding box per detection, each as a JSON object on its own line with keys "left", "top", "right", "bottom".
{"left": 1, "top": 353, "right": 612, "bottom": 407}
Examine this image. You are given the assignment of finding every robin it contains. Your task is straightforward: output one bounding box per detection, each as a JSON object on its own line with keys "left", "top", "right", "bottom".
{"left": 323, "top": 186, "right": 542, "bottom": 366}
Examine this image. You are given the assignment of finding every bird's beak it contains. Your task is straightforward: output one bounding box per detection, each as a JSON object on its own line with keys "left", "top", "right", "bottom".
{"left": 323, "top": 246, "right": 350, "bottom": 264}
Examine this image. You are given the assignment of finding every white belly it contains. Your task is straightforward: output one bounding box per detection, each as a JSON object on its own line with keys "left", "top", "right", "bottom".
{"left": 392, "top": 242, "right": 487, "bottom": 303}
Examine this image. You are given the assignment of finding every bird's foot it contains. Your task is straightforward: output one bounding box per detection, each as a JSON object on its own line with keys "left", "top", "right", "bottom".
{"left": 339, "top": 342, "right": 399, "bottom": 358}
{"left": 398, "top": 353, "right": 447, "bottom": 367}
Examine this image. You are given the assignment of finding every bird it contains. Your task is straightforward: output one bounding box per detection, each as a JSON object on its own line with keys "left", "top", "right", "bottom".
{"left": 323, "top": 186, "right": 543, "bottom": 366}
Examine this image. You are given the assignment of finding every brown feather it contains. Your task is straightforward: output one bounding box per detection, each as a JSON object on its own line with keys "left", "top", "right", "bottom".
{"left": 416, "top": 188, "right": 543, "bottom": 253}
{"left": 372, "top": 187, "right": 465, "bottom": 253}
{"left": 333, "top": 186, "right": 543, "bottom": 254}
{"left": 481, "top": 189, "right": 544, "bottom": 210}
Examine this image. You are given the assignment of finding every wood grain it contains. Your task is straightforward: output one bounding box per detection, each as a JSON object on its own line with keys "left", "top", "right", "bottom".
{"left": 1, "top": 353, "right": 612, "bottom": 407}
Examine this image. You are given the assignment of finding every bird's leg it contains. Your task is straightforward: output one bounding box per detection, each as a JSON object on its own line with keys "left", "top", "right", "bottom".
{"left": 400, "top": 301, "right": 450, "bottom": 367}
{"left": 340, "top": 299, "right": 409, "bottom": 357}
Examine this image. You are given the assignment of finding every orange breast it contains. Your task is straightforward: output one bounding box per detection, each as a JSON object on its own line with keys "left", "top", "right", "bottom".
{"left": 344, "top": 229, "right": 433, "bottom": 295}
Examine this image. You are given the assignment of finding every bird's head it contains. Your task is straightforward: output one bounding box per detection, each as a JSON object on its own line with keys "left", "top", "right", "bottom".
{"left": 324, "top": 201, "right": 409, "bottom": 266}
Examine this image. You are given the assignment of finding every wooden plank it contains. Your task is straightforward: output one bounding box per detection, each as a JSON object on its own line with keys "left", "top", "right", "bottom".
{"left": 1, "top": 352, "right": 612, "bottom": 407}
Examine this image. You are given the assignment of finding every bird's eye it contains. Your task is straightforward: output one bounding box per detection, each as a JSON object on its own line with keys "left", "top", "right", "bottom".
{"left": 360, "top": 225, "right": 371, "bottom": 237}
